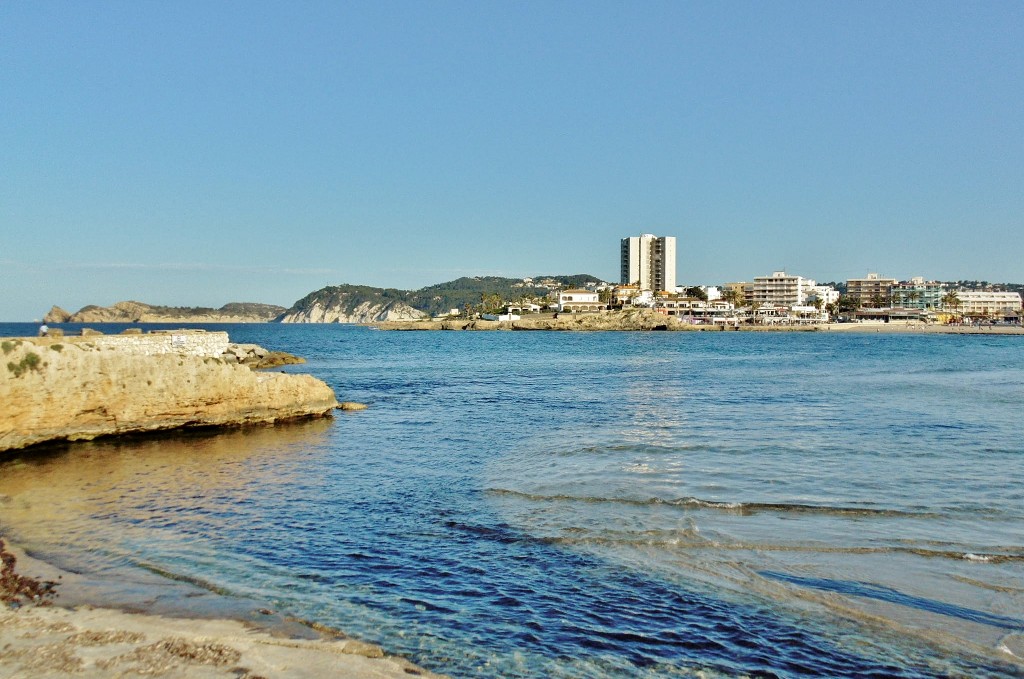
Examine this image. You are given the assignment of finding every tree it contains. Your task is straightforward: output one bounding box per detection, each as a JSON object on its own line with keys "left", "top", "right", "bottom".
{"left": 684, "top": 286, "right": 708, "bottom": 301}
{"left": 721, "top": 287, "right": 744, "bottom": 307}
{"left": 941, "top": 290, "right": 961, "bottom": 320}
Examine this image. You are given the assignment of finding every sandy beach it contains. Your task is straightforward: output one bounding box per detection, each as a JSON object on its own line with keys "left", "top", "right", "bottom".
{"left": 819, "top": 321, "right": 1024, "bottom": 334}
{"left": 0, "top": 540, "right": 448, "bottom": 679}
{"left": 375, "top": 312, "right": 1024, "bottom": 335}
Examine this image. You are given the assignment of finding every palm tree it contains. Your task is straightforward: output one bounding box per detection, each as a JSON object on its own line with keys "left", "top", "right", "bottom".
{"left": 941, "top": 290, "right": 961, "bottom": 322}
{"left": 721, "top": 287, "right": 743, "bottom": 308}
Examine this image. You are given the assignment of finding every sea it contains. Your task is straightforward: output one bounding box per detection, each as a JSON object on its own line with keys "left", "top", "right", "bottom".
{"left": 1, "top": 322, "right": 1022, "bottom": 678}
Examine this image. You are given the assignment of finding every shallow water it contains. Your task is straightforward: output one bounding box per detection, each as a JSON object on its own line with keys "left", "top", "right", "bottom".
{"left": 2, "top": 323, "right": 1023, "bottom": 677}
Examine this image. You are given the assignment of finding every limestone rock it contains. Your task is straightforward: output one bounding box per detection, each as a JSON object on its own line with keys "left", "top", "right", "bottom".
{"left": 279, "top": 300, "right": 426, "bottom": 324}
{"left": 43, "top": 306, "right": 72, "bottom": 323}
{"left": 0, "top": 333, "right": 338, "bottom": 453}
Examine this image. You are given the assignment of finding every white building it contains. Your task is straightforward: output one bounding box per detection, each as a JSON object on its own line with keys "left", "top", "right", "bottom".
{"left": 751, "top": 271, "right": 818, "bottom": 308}
{"left": 952, "top": 291, "right": 1022, "bottom": 316}
{"left": 620, "top": 234, "right": 677, "bottom": 292}
{"left": 809, "top": 285, "right": 840, "bottom": 306}
{"left": 558, "top": 289, "right": 604, "bottom": 313}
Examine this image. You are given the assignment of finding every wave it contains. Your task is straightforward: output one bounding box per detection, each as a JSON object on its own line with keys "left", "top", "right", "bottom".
{"left": 539, "top": 534, "right": 1024, "bottom": 564}
{"left": 759, "top": 571, "right": 1024, "bottom": 631}
{"left": 486, "top": 488, "right": 941, "bottom": 518}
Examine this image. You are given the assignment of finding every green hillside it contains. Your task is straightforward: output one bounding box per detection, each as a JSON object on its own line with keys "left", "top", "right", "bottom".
{"left": 287, "top": 274, "right": 604, "bottom": 317}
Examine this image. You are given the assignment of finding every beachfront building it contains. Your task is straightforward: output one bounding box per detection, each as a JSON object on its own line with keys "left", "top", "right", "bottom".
{"left": 558, "top": 289, "right": 605, "bottom": 313}
{"left": 952, "top": 291, "right": 1022, "bottom": 318}
{"left": 890, "top": 277, "right": 944, "bottom": 310}
{"left": 654, "top": 297, "right": 738, "bottom": 324}
{"left": 751, "top": 271, "right": 818, "bottom": 308}
{"left": 847, "top": 273, "right": 898, "bottom": 307}
{"left": 620, "top": 234, "right": 677, "bottom": 292}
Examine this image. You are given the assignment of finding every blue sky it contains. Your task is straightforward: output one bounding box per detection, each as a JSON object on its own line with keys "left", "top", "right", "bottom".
{"left": 2, "top": 1, "right": 1021, "bottom": 320}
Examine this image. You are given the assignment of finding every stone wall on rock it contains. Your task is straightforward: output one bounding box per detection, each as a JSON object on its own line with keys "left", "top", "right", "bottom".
{"left": 80, "top": 330, "right": 231, "bottom": 357}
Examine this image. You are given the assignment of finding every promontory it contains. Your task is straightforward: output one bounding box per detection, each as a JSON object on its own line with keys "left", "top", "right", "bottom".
{"left": 0, "top": 330, "right": 338, "bottom": 453}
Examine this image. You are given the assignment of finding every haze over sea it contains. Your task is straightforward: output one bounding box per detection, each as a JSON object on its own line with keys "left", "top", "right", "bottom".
{"left": 1, "top": 323, "right": 1022, "bottom": 677}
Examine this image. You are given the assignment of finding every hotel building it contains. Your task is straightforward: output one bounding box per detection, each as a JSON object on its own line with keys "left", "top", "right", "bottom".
{"left": 953, "top": 291, "right": 1022, "bottom": 316}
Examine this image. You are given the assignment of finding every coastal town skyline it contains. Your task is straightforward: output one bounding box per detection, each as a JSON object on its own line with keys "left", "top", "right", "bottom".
{"left": 2, "top": 2, "right": 1022, "bottom": 321}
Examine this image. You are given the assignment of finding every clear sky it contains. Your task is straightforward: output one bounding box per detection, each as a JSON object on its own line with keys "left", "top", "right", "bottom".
{"left": 2, "top": 1, "right": 1022, "bottom": 320}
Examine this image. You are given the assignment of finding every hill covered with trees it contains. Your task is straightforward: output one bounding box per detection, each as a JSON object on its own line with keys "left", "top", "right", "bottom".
{"left": 282, "top": 274, "right": 604, "bottom": 320}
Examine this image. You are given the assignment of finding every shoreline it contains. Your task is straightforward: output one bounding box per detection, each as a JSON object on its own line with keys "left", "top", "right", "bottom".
{"left": 0, "top": 536, "right": 447, "bottom": 678}
{"left": 372, "top": 314, "right": 1024, "bottom": 335}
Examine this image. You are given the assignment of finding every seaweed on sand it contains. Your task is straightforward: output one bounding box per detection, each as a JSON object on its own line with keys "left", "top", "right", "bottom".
{"left": 0, "top": 538, "right": 59, "bottom": 606}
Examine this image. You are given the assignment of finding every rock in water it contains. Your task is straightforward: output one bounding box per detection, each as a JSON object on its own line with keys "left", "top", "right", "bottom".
{"left": 0, "top": 331, "right": 338, "bottom": 453}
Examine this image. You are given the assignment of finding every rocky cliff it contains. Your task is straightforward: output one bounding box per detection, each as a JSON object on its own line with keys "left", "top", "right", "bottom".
{"left": 44, "top": 302, "right": 287, "bottom": 324}
{"left": 279, "top": 299, "right": 426, "bottom": 323}
{"left": 0, "top": 332, "right": 338, "bottom": 453}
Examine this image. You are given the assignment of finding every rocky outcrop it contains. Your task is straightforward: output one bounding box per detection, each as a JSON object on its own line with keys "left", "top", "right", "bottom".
{"left": 279, "top": 300, "right": 426, "bottom": 324}
{"left": 43, "top": 306, "right": 72, "bottom": 323}
{"left": 44, "top": 302, "right": 287, "bottom": 324}
{"left": 0, "top": 332, "right": 338, "bottom": 453}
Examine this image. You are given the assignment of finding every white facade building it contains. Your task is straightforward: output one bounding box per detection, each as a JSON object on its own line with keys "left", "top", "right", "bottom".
{"left": 751, "top": 271, "right": 818, "bottom": 308}
{"left": 952, "top": 291, "right": 1022, "bottom": 316}
{"left": 558, "top": 289, "right": 604, "bottom": 312}
{"left": 809, "top": 285, "right": 840, "bottom": 306}
{"left": 620, "top": 234, "right": 677, "bottom": 292}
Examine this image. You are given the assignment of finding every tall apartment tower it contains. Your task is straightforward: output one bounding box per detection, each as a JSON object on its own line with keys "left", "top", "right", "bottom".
{"left": 620, "top": 234, "right": 677, "bottom": 291}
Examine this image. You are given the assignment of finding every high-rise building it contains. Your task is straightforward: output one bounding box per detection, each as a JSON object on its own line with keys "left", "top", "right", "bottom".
{"left": 620, "top": 234, "right": 677, "bottom": 292}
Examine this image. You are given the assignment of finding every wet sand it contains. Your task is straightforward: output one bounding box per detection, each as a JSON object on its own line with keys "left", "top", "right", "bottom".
{"left": 0, "top": 541, "right": 447, "bottom": 679}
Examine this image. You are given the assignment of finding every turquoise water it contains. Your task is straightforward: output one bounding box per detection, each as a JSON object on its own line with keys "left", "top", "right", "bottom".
{"left": 1, "top": 324, "right": 1022, "bottom": 677}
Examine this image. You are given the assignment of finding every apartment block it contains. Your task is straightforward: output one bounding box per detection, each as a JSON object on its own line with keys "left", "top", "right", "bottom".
{"left": 953, "top": 291, "right": 1022, "bottom": 316}
{"left": 620, "top": 234, "right": 677, "bottom": 292}
{"left": 891, "top": 277, "right": 944, "bottom": 310}
{"left": 752, "top": 271, "right": 817, "bottom": 307}
{"left": 847, "top": 273, "right": 898, "bottom": 307}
